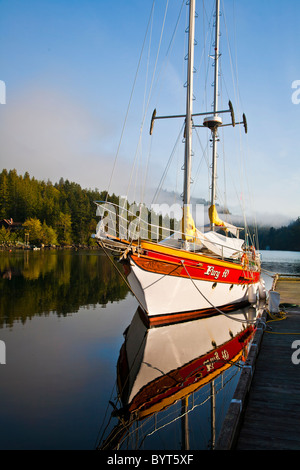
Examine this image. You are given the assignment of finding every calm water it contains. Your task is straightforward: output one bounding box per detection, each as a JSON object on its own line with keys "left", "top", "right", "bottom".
{"left": 0, "top": 249, "right": 299, "bottom": 450}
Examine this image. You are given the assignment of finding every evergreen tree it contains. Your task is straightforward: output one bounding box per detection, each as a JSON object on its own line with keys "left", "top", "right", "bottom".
{"left": 0, "top": 169, "right": 9, "bottom": 218}
{"left": 2, "top": 168, "right": 298, "bottom": 250}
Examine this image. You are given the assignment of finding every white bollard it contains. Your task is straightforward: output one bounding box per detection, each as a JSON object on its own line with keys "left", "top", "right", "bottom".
{"left": 268, "top": 290, "right": 280, "bottom": 313}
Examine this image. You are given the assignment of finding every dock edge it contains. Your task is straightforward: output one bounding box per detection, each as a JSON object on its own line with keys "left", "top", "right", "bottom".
{"left": 215, "top": 309, "right": 268, "bottom": 450}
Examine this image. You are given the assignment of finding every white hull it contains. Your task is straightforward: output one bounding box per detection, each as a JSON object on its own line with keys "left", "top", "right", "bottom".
{"left": 123, "top": 307, "right": 256, "bottom": 406}
{"left": 128, "top": 257, "right": 260, "bottom": 319}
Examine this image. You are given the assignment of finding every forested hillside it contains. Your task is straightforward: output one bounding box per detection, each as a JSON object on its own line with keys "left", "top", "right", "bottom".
{"left": 0, "top": 169, "right": 118, "bottom": 246}
{"left": 0, "top": 168, "right": 299, "bottom": 250}
{"left": 256, "top": 219, "right": 300, "bottom": 251}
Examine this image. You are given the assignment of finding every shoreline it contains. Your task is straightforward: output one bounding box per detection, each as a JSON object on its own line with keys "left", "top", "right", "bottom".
{"left": 0, "top": 244, "right": 101, "bottom": 252}
{"left": 2, "top": 245, "right": 300, "bottom": 254}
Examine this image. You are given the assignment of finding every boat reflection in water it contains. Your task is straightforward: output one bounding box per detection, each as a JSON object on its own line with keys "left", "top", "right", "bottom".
{"left": 97, "top": 301, "right": 265, "bottom": 450}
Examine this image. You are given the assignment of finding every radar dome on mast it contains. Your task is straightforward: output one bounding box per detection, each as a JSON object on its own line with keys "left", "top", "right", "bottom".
{"left": 203, "top": 115, "right": 223, "bottom": 130}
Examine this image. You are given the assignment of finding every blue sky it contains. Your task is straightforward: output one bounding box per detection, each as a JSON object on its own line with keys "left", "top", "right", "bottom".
{"left": 0, "top": 0, "right": 299, "bottom": 227}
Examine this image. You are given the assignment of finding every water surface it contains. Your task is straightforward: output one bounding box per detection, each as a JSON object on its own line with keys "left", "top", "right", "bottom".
{"left": 0, "top": 249, "right": 298, "bottom": 449}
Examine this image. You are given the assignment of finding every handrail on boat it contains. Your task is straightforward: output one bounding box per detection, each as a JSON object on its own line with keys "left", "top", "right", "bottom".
{"left": 93, "top": 201, "right": 260, "bottom": 268}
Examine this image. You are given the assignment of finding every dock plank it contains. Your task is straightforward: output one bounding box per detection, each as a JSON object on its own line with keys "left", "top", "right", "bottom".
{"left": 235, "top": 307, "right": 300, "bottom": 450}
{"left": 275, "top": 277, "right": 300, "bottom": 305}
{"left": 215, "top": 276, "right": 300, "bottom": 450}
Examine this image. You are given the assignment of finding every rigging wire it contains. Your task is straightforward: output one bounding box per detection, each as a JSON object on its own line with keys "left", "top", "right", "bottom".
{"left": 105, "top": 1, "right": 156, "bottom": 203}
{"left": 94, "top": 381, "right": 119, "bottom": 449}
{"left": 127, "top": 0, "right": 169, "bottom": 200}
{"left": 98, "top": 240, "right": 149, "bottom": 314}
{"left": 181, "top": 260, "right": 258, "bottom": 325}
{"left": 187, "top": 5, "right": 215, "bottom": 202}
{"left": 97, "top": 0, "right": 268, "bottom": 453}
{"left": 126, "top": 0, "right": 170, "bottom": 204}
{"left": 118, "top": 361, "right": 241, "bottom": 450}
{"left": 151, "top": 123, "right": 185, "bottom": 205}
{"left": 141, "top": 0, "right": 186, "bottom": 206}
{"left": 140, "top": 9, "right": 155, "bottom": 206}
{"left": 95, "top": 319, "right": 150, "bottom": 449}
{"left": 221, "top": 0, "right": 259, "bottom": 248}
{"left": 151, "top": 0, "right": 185, "bottom": 103}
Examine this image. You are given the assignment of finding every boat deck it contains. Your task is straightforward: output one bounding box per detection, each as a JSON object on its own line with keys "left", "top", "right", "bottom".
{"left": 216, "top": 274, "right": 300, "bottom": 450}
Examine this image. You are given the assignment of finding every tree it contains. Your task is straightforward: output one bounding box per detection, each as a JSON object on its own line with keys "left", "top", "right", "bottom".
{"left": 0, "top": 227, "right": 10, "bottom": 245}
{"left": 41, "top": 221, "right": 58, "bottom": 245}
{"left": 23, "top": 218, "right": 43, "bottom": 245}
{"left": 0, "top": 169, "right": 10, "bottom": 218}
{"left": 55, "top": 212, "right": 72, "bottom": 245}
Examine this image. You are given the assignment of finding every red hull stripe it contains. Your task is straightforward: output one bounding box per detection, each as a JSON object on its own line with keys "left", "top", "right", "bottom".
{"left": 131, "top": 249, "right": 260, "bottom": 285}
{"left": 145, "top": 300, "right": 250, "bottom": 327}
{"left": 126, "top": 326, "right": 255, "bottom": 415}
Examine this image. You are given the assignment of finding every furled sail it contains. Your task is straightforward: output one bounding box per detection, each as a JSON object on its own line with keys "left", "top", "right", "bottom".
{"left": 198, "top": 229, "right": 244, "bottom": 259}
{"left": 181, "top": 205, "right": 196, "bottom": 241}
{"left": 208, "top": 204, "right": 240, "bottom": 237}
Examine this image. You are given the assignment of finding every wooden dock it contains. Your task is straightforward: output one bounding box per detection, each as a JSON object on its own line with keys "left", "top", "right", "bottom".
{"left": 216, "top": 274, "right": 300, "bottom": 450}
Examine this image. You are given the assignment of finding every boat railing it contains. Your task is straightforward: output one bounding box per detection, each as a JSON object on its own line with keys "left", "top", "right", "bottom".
{"left": 93, "top": 201, "right": 258, "bottom": 268}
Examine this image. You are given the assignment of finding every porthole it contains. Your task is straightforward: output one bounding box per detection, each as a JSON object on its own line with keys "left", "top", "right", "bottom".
{"left": 229, "top": 284, "right": 233, "bottom": 291}
{"left": 212, "top": 282, "right": 217, "bottom": 289}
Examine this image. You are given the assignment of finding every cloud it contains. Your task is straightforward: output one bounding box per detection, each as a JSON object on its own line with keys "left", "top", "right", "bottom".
{"left": 1, "top": 83, "right": 298, "bottom": 227}
{"left": 0, "top": 85, "right": 117, "bottom": 189}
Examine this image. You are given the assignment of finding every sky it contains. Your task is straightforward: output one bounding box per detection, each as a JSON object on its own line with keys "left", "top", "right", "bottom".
{"left": 0, "top": 0, "right": 300, "bottom": 227}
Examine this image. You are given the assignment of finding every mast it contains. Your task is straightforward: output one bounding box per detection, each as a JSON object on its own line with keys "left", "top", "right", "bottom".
{"left": 182, "top": 0, "right": 195, "bottom": 238}
{"left": 210, "top": 0, "right": 221, "bottom": 231}
{"left": 210, "top": 380, "right": 216, "bottom": 449}
{"left": 181, "top": 396, "right": 190, "bottom": 450}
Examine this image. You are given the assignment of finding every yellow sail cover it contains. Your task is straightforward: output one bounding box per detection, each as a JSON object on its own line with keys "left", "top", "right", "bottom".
{"left": 180, "top": 204, "right": 240, "bottom": 243}
{"left": 208, "top": 205, "right": 240, "bottom": 237}
{"left": 181, "top": 205, "right": 196, "bottom": 241}
{"left": 209, "top": 204, "right": 226, "bottom": 227}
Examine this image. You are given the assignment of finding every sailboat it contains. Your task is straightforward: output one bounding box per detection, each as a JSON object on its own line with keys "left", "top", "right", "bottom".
{"left": 97, "top": 303, "right": 264, "bottom": 450}
{"left": 93, "top": 0, "right": 262, "bottom": 326}
{"left": 116, "top": 305, "right": 257, "bottom": 420}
